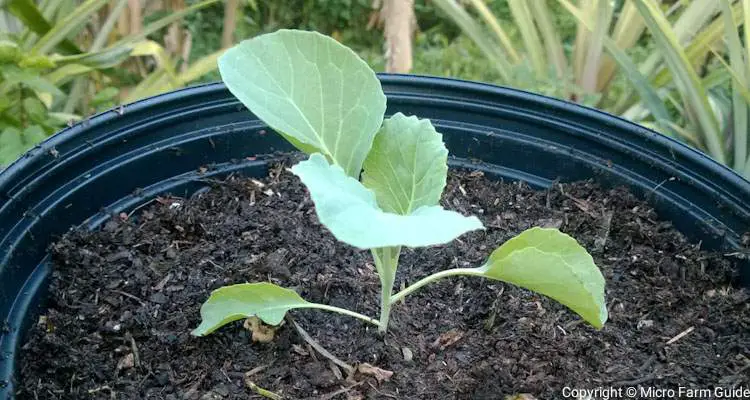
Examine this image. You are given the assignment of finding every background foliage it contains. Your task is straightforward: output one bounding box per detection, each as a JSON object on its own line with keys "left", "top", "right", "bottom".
{"left": 0, "top": 0, "right": 748, "bottom": 178}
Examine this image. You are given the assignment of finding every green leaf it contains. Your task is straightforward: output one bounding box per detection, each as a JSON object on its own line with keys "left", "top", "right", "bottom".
{"left": 192, "top": 282, "right": 312, "bottom": 336}
{"left": 50, "top": 45, "right": 133, "bottom": 69}
{"left": 0, "top": 67, "right": 64, "bottom": 99}
{"left": 479, "top": 227, "right": 607, "bottom": 329}
{"left": 633, "top": 0, "right": 726, "bottom": 164}
{"left": 362, "top": 113, "right": 448, "bottom": 215}
{"left": 30, "top": 0, "right": 110, "bottom": 55}
{"left": 5, "top": 0, "right": 81, "bottom": 54}
{"left": 23, "top": 97, "right": 47, "bottom": 123}
{"left": 0, "top": 39, "right": 21, "bottom": 64}
{"left": 0, "top": 127, "right": 24, "bottom": 167}
{"left": 44, "top": 64, "right": 93, "bottom": 85}
{"left": 291, "top": 153, "right": 483, "bottom": 249}
{"left": 91, "top": 87, "right": 120, "bottom": 106}
{"left": 193, "top": 282, "right": 380, "bottom": 336}
{"left": 22, "top": 124, "right": 47, "bottom": 146}
{"left": 219, "top": 29, "right": 386, "bottom": 177}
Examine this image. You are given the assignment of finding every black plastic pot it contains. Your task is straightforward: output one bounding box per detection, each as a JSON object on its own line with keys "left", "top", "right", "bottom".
{"left": 1, "top": 75, "right": 749, "bottom": 397}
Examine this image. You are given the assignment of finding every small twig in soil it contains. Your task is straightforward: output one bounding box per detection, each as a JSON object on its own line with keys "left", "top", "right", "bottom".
{"left": 110, "top": 290, "right": 146, "bottom": 306}
{"left": 320, "top": 381, "right": 364, "bottom": 400}
{"left": 666, "top": 326, "right": 694, "bottom": 345}
{"left": 127, "top": 333, "right": 140, "bottom": 367}
{"left": 367, "top": 382, "right": 398, "bottom": 399}
{"left": 126, "top": 197, "right": 158, "bottom": 219}
{"left": 245, "top": 365, "right": 269, "bottom": 378}
{"left": 246, "top": 380, "right": 283, "bottom": 400}
{"left": 594, "top": 211, "right": 614, "bottom": 251}
{"left": 87, "top": 385, "right": 113, "bottom": 394}
{"left": 288, "top": 317, "right": 354, "bottom": 374}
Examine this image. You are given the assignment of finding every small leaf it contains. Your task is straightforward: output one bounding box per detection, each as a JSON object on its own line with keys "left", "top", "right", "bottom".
{"left": 479, "top": 227, "right": 607, "bottom": 328}
{"left": 362, "top": 113, "right": 448, "bottom": 215}
{"left": 91, "top": 87, "right": 120, "bottom": 106}
{"left": 219, "top": 29, "right": 386, "bottom": 177}
{"left": 192, "top": 282, "right": 311, "bottom": 336}
{"left": 22, "top": 125, "right": 48, "bottom": 146}
{"left": 291, "top": 153, "right": 483, "bottom": 249}
{"left": 0, "top": 127, "right": 24, "bottom": 167}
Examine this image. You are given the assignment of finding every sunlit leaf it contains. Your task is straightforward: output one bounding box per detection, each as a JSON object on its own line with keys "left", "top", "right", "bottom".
{"left": 192, "top": 282, "right": 377, "bottom": 336}
{"left": 291, "top": 153, "right": 483, "bottom": 249}
{"left": 362, "top": 113, "right": 448, "bottom": 214}
{"left": 192, "top": 283, "right": 313, "bottom": 336}
{"left": 220, "top": 30, "right": 386, "bottom": 177}
{"left": 479, "top": 227, "right": 608, "bottom": 329}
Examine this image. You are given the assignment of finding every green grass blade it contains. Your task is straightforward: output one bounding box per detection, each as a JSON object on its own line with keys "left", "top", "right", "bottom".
{"left": 639, "top": 0, "right": 719, "bottom": 80}
{"left": 599, "top": 0, "right": 646, "bottom": 91}
{"left": 30, "top": 0, "right": 109, "bottom": 54}
{"left": 652, "top": 1, "right": 743, "bottom": 89}
{"left": 580, "top": 0, "right": 613, "bottom": 93}
{"left": 572, "top": 0, "right": 592, "bottom": 82}
{"left": 466, "top": 0, "right": 520, "bottom": 63}
{"left": 532, "top": 0, "right": 567, "bottom": 80}
{"left": 176, "top": 48, "right": 225, "bottom": 85}
{"left": 744, "top": 0, "right": 750, "bottom": 84}
{"left": 559, "top": 0, "right": 674, "bottom": 134}
{"left": 634, "top": 0, "right": 727, "bottom": 164}
{"left": 430, "top": 0, "right": 512, "bottom": 81}
{"left": 508, "top": 0, "right": 546, "bottom": 77}
{"left": 5, "top": 0, "right": 80, "bottom": 53}
{"left": 721, "top": 0, "right": 748, "bottom": 171}
{"left": 91, "top": 0, "right": 127, "bottom": 51}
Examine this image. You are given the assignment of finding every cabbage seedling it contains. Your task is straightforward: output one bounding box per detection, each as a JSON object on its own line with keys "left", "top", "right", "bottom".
{"left": 191, "top": 30, "right": 608, "bottom": 336}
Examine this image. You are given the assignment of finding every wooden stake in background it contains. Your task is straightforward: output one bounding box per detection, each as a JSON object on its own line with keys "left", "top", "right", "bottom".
{"left": 370, "top": 0, "right": 416, "bottom": 73}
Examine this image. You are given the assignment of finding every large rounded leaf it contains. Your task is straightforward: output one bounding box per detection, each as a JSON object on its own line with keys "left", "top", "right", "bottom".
{"left": 219, "top": 29, "right": 387, "bottom": 177}
{"left": 291, "top": 153, "right": 483, "bottom": 249}
{"left": 480, "top": 227, "right": 608, "bottom": 328}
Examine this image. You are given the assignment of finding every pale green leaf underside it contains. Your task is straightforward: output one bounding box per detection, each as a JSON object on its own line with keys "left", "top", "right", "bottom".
{"left": 362, "top": 112, "right": 449, "bottom": 215}
{"left": 192, "top": 282, "right": 309, "bottom": 336}
{"left": 480, "top": 227, "right": 608, "bottom": 328}
{"left": 218, "top": 29, "right": 387, "bottom": 177}
{"left": 291, "top": 153, "right": 484, "bottom": 249}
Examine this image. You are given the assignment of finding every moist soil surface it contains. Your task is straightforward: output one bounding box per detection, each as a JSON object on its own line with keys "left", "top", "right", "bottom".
{"left": 17, "top": 158, "right": 750, "bottom": 400}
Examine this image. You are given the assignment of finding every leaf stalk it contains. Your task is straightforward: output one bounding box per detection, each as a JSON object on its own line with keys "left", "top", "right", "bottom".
{"left": 390, "top": 267, "right": 486, "bottom": 305}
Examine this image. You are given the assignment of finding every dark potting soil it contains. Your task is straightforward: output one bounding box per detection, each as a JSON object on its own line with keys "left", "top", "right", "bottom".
{"left": 16, "top": 158, "right": 750, "bottom": 400}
